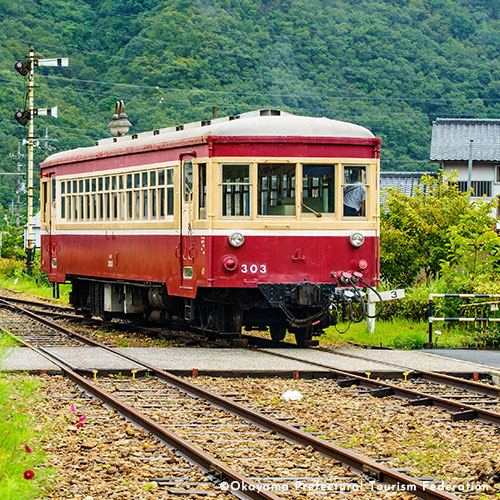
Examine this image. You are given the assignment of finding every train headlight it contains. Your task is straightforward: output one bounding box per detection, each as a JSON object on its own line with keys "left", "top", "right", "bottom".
{"left": 349, "top": 232, "right": 364, "bottom": 248}
{"left": 228, "top": 232, "right": 244, "bottom": 248}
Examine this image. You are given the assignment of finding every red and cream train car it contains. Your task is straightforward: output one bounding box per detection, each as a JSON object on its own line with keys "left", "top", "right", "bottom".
{"left": 40, "top": 109, "right": 381, "bottom": 345}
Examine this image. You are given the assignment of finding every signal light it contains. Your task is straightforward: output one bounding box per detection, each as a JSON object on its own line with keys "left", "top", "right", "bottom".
{"left": 14, "top": 60, "right": 31, "bottom": 76}
{"left": 14, "top": 110, "right": 30, "bottom": 126}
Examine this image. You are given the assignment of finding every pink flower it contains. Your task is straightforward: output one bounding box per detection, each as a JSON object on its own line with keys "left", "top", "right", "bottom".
{"left": 24, "top": 470, "right": 35, "bottom": 480}
{"left": 24, "top": 444, "right": 32, "bottom": 453}
{"left": 75, "top": 416, "right": 86, "bottom": 429}
{"left": 70, "top": 403, "right": 75, "bottom": 412}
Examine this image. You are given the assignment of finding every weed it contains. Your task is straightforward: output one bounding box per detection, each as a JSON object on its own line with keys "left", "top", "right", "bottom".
{"left": 0, "top": 373, "right": 53, "bottom": 499}
{"left": 305, "top": 426, "right": 319, "bottom": 432}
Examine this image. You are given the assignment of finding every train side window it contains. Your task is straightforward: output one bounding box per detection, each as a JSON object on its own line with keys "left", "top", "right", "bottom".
{"left": 221, "top": 164, "right": 250, "bottom": 217}
{"left": 258, "top": 164, "right": 295, "bottom": 216}
{"left": 151, "top": 188, "right": 157, "bottom": 218}
{"left": 60, "top": 181, "right": 66, "bottom": 219}
{"left": 302, "top": 165, "right": 335, "bottom": 215}
{"left": 80, "top": 194, "right": 85, "bottom": 222}
{"left": 199, "top": 163, "right": 207, "bottom": 219}
{"left": 135, "top": 191, "right": 140, "bottom": 219}
{"left": 166, "top": 168, "right": 174, "bottom": 216}
{"left": 41, "top": 179, "right": 49, "bottom": 225}
{"left": 73, "top": 193, "right": 78, "bottom": 221}
{"left": 92, "top": 191, "right": 97, "bottom": 220}
{"left": 128, "top": 192, "right": 133, "bottom": 219}
{"left": 86, "top": 194, "right": 90, "bottom": 221}
{"left": 183, "top": 161, "right": 193, "bottom": 202}
{"left": 343, "top": 166, "right": 367, "bottom": 217}
{"left": 120, "top": 191, "right": 126, "bottom": 220}
{"left": 142, "top": 190, "right": 148, "bottom": 219}
{"left": 159, "top": 188, "right": 165, "bottom": 217}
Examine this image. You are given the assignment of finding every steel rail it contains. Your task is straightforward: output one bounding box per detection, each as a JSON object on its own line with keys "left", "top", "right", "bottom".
{"left": 0, "top": 294, "right": 73, "bottom": 311}
{"left": 315, "top": 346, "right": 500, "bottom": 399}
{"left": 250, "top": 348, "right": 500, "bottom": 426}
{"left": 0, "top": 297, "right": 460, "bottom": 500}
{"left": 0, "top": 326, "right": 280, "bottom": 500}
{"left": 0, "top": 296, "right": 235, "bottom": 347}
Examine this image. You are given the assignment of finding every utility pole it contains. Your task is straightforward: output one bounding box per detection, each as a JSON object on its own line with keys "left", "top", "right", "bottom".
{"left": 16, "top": 143, "right": 24, "bottom": 227}
{"left": 467, "top": 139, "right": 474, "bottom": 194}
{"left": 7, "top": 144, "right": 26, "bottom": 228}
{"left": 14, "top": 46, "right": 68, "bottom": 274}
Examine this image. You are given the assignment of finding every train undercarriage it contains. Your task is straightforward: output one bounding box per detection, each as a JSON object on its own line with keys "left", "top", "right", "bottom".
{"left": 69, "top": 277, "right": 360, "bottom": 346}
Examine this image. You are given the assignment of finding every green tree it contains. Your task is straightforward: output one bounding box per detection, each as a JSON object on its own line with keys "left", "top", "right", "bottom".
{"left": 440, "top": 198, "right": 500, "bottom": 292}
{"left": 380, "top": 171, "right": 499, "bottom": 288}
{"left": 0, "top": 225, "right": 25, "bottom": 260}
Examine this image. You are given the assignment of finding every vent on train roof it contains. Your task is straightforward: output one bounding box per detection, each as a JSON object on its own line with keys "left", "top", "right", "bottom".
{"left": 260, "top": 109, "right": 281, "bottom": 116}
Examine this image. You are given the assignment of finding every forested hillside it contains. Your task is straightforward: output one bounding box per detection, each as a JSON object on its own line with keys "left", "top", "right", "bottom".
{"left": 0, "top": 0, "right": 498, "bottom": 213}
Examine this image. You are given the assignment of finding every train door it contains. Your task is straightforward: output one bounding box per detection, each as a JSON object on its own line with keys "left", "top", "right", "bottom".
{"left": 179, "top": 160, "right": 194, "bottom": 290}
{"left": 41, "top": 175, "right": 57, "bottom": 278}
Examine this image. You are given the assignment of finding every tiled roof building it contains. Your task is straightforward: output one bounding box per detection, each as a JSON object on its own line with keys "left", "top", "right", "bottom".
{"left": 429, "top": 117, "right": 499, "bottom": 224}
{"left": 430, "top": 118, "right": 500, "bottom": 162}
{"left": 380, "top": 171, "right": 433, "bottom": 206}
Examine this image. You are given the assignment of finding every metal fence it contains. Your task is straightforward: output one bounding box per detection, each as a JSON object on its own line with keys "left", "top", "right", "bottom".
{"left": 428, "top": 293, "right": 500, "bottom": 348}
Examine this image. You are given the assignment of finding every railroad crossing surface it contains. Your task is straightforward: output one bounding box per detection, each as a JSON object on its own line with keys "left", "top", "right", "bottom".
{"left": 3, "top": 345, "right": 500, "bottom": 381}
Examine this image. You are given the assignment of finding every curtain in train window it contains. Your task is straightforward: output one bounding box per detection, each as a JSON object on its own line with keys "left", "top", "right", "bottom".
{"left": 302, "top": 165, "right": 335, "bottom": 215}
{"left": 258, "top": 164, "right": 295, "bottom": 216}
{"left": 221, "top": 164, "right": 250, "bottom": 217}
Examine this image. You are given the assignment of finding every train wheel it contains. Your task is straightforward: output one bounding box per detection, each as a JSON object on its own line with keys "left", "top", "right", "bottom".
{"left": 270, "top": 325, "right": 286, "bottom": 344}
{"left": 294, "top": 330, "right": 307, "bottom": 347}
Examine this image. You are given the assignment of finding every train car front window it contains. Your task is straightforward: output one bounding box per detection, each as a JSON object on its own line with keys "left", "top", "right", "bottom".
{"left": 221, "top": 164, "right": 250, "bottom": 217}
{"left": 258, "top": 164, "right": 295, "bottom": 216}
{"left": 343, "top": 166, "right": 367, "bottom": 217}
{"left": 302, "top": 165, "right": 335, "bottom": 215}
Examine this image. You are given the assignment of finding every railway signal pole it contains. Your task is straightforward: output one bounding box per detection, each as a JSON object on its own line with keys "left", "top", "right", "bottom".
{"left": 14, "top": 46, "right": 68, "bottom": 274}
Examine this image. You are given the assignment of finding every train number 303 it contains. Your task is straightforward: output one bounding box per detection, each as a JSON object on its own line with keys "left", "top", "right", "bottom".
{"left": 241, "top": 264, "right": 267, "bottom": 274}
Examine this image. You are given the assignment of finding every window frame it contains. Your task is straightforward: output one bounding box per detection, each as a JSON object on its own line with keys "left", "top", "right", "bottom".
{"left": 220, "top": 163, "right": 252, "bottom": 218}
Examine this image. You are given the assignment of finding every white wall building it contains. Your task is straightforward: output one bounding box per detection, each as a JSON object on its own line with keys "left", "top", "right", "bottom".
{"left": 23, "top": 211, "right": 41, "bottom": 250}
{"left": 430, "top": 118, "right": 500, "bottom": 230}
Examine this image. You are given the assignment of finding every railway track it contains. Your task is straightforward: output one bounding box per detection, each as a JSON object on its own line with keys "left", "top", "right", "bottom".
{"left": 0, "top": 295, "right": 469, "bottom": 499}
{"left": 250, "top": 348, "right": 500, "bottom": 426}
{"left": 0, "top": 293, "right": 241, "bottom": 347}
{"left": 2, "top": 293, "right": 499, "bottom": 422}
{"left": 42, "top": 375, "right": 234, "bottom": 498}
{"left": 2, "top": 294, "right": 499, "bottom": 423}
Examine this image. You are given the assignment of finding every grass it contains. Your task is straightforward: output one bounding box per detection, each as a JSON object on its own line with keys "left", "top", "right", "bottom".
{"left": 0, "top": 337, "right": 52, "bottom": 499}
{"left": 320, "top": 318, "right": 469, "bottom": 349}
{"left": 0, "top": 275, "right": 70, "bottom": 305}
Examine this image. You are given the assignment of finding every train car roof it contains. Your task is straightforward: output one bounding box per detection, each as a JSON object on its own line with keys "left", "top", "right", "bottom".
{"left": 42, "top": 109, "right": 376, "bottom": 166}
